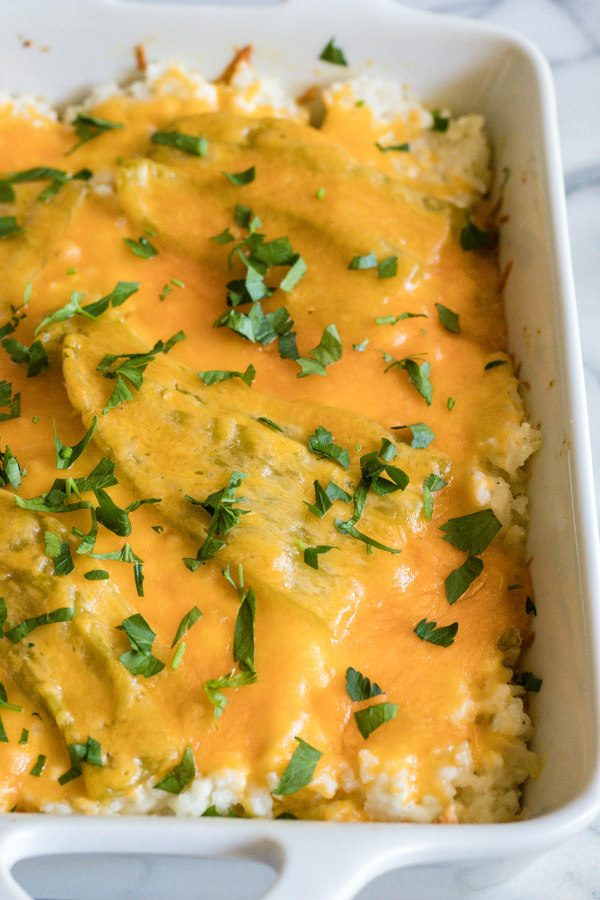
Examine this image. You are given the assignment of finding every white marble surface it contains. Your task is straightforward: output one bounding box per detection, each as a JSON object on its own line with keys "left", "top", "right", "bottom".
{"left": 13, "top": 1, "right": 600, "bottom": 899}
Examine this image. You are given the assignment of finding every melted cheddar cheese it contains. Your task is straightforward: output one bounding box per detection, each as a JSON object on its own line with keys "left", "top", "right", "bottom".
{"left": 0, "top": 61, "right": 539, "bottom": 823}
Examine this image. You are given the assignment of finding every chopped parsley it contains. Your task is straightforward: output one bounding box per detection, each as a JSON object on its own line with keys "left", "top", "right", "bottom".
{"left": 4, "top": 606, "right": 74, "bottom": 644}
{"left": 315, "top": 186, "right": 326, "bottom": 200}
{"left": 18, "top": 729, "right": 29, "bottom": 745}
{"left": 223, "top": 166, "right": 256, "bottom": 186}
{"left": 459, "top": 216, "right": 494, "bottom": 251}
{"left": 94, "top": 489, "right": 159, "bottom": 538}
{"left": 58, "top": 736, "right": 104, "bottom": 784}
{"left": 257, "top": 416, "right": 283, "bottom": 432}
{"left": 319, "top": 38, "right": 348, "bottom": 66}
{"left": 124, "top": 235, "right": 157, "bottom": 259}
{"left": 30, "top": 754, "right": 46, "bottom": 777}
{"left": 2, "top": 336, "right": 49, "bottom": 377}
{"left": 198, "top": 364, "right": 256, "bottom": 388}
{"left": 98, "top": 330, "right": 185, "bottom": 414}
{"left": 84, "top": 569, "right": 109, "bottom": 580}
{"left": 0, "top": 683, "right": 23, "bottom": 713}
{"left": 375, "top": 312, "right": 427, "bottom": 326}
{"left": 296, "top": 323, "right": 342, "bottom": 378}
{"left": 447, "top": 396, "right": 456, "bottom": 410}
{"left": 171, "top": 606, "right": 202, "bottom": 648}
{"left": 155, "top": 746, "right": 196, "bottom": 793}
{"left": 204, "top": 668, "right": 256, "bottom": 724}
{"left": 273, "top": 737, "right": 323, "bottom": 795}
{"left": 0, "top": 445, "right": 24, "bottom": 490}
{"left": 304, "top": 479, "right": 351, "bottom": 519}
{"left": 233, "top": 585, "right": 256, "bottom": 675}
{"left": 308, "top": 426, "right": 350, "bottom": 469}
{"left": 348, "top": 251, "right": 377, "bottom": 270}
{"left": 345, "top": 667, "right": 383, "bottom": 702}
{"left": 68, "top": 112, "right": 123, "bottom": 154}
{"left": 383, "top": 353, "right": 432, "bottom": 404}
{"left": 334, "top": 518, "right": 400, "bottom": 555}
{"left": 435, "top": 303, "right": 460, "bottom": 334}
{"left": 353, "top": 338, "right": 369, "bottom": 352}
{"left": 0, "top": 381, "right": 20, "bottom": 422}
{"left": 377, "top": 255, "right": 398, "bottom": 279}
{"left": 422, "top": 473, "right": 447, "bottom": 520}
{"left": 151, "top": 130, "right": 207, "bottom": 156}
{"left": 54, "top": 417, "right": 97, "bottom": 469}
{"left": 184, "top": 472, "right": 248, "bottom": 571}
{"left": 392, "top": 422, "right": 435, "bottom": 449}
{"left": 0, "top": 216, "right": 23, "bottom": 239}
{"left": 354, "top": 702, "right": 398, "bottom": 739}
{"left": 484, "top": 359, "right": 507, "bottom": 370}
{"left": 44, "top": 530, "right": 75, "bottom": 577}
{"left": 91, "top": 543, "right": 145, "bottom": 596}
{"left": 36, "top": 282, "right": 139, "bottom": 333}
{"left": 210, "top": 227, "right": 235, "bottom": 245}
{"left": 445, "top": 555, "right": 483, "bottom": 604}
{"left": 375, "top": 141, "right": 409, "bottom": 153}
{"left": 439, "top": 508, "right": 501, "bottom": 556}
{"left": 431, "top": 109, "right": 449, "bottom": 132}
{"left": 525, "top": 596, "right": 537, "bottom": 616}
{"left": 117, "top": 613, "right": 164, "bottom": 678}
{"left": 512, "top": 671, "right": 543, "bottom": 692}
{"left": 159, "top": 278, "right": 185, "bottom": 301}
{"left": 414, "top": 617, "right": 458, "bottom": 647}
{"left": 303, "top": 544, "right": 336, "bottom": 570}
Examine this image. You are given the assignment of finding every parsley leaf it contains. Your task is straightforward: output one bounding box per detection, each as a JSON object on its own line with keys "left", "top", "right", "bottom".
{"left": 392, "top": 422, "right": 435, "bottom": 449}
{"left": 439, "top": 508, "right": 501, "bottom": 556}
{"left": 319, "top": 38, "right": 348, "bottom": 66}
{"left": 354, "top": 702, "right": 398, "bottom": 738}
{"left": 2, "top": 336, "right": 49, "bottom": 377}
{"left": 68, "top": 112, "right": 123, "bottom": 154}
{"left": 383, "top": 354, "right": 432, "bottom": 404}
{"left": 375, "top": 312, "right": 427, "bottom": 326}
{"left": 303, "top": 544, "right": 336, "bottom": 570}
{"left": 84, "top": 569, "right": 109, "bottom": 580}
{"left": 54, "top": 417, "right": 97, "bottom": 469}
{"left": 377, "top": 256, "right": 398, "bottom": 279}
{"left": 375, "top": 141, "right": 409, "bottom": 153}
{"left": 210, "top": 227, "right": 235, "bottom": 245}
{"left": 308, "top": 426, "right": 350, "bottom": 469}
{"left": 94, "top": 489, "right": 159, "bottom": 537}
{"left": 512, "top": 672, "right": 543, "bottom": 693}
{"left": 348, "top": 251, "right": 377, "bottom": 270}
{"left": 44, "top": 530, "right": 74, "bottom": 577}
{"left": 345, "top": 667, "right": 383, "bottom": 701}
{"left": 0, "top": 445, "right": 24, "bottom": 490}
{"left": 155, "top": 746, "right": 196, "bottom": 793}
{"left": 431, "top": 109, "right": 449, "bottom": 132}
{"left": 151, "top": 130, "right": 207, "bottom": 157}
{"left": 334, "top": 518, "right": 400, "bottom": 555}
{"left": 460, "top": 216, "right": 494, "bottom": 251}
{"left": 198, "top": 364, "right": 256, "bottom": 388}
{"left": 257, "top": 416, "right": 283, "bottom": 432}
{"left": 223, "top": 166, "right": 256, "bottom": 186}
{"left": 273, "top": 737, "right": 323, "bottom": 795}
{"left": 484, "top": 359, "right": 507, "bottom": 370}
{"left": 296, "top": 323, "right": 342, "bottom": 378}
{"left": 124, "top": 235, "right": 157, "bottom": 259}
{"left": 204, "top": 668, "right": 256, "bottom": 723}
{"left": 435, "top": 303, "right": 460, "bottom": 334}
{"left": 171, "top": 606, "right": 202, "bottom": 647}
{"left": 353, "top": 339, "right": 369, "bottom": 352}
{"left": 422, "top": 473, "right": 447, "bottom": 520}
{"left": 0, "top": 216, "right": 23, "bottom": 239}
{"left": 30, "top": 754, "right": 46, "bottom": 777}
{"left": 233, "top": 586, "right": 256, "bottom": 674}
{"left": 117, "top": 613, "right": 164, "bottom": 677}
{"left": 445, "top": 555, "right": 483, "bottom": 604}
{"left": 184, "top": 472, "right": 249, "bottom": 571}
{"left": 99, "top": 331, "right": 185, "bottom": 414}
{"left": 5, "top": 606, "right": 74, "bottom": 644}
{"left": 91, "top": 542, "right": 145, "bottom": 596}
{"left": 414, "top": 617, "right": 458, "bottom": 647}
{"left": 0, "top": 381, "right": 20, "bottom": 421}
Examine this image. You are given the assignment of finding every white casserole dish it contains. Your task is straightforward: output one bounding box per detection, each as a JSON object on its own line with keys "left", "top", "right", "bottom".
{"left": 1, "top": 0, "right": 599, "bottom": 897}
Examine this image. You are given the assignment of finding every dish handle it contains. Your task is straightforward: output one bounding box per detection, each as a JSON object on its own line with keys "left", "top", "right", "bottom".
{"left": 0, "top": 815, "right": 407, "bottom": 900}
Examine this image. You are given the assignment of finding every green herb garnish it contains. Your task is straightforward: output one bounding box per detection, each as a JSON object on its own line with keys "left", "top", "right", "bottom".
{"left": 460, "top": 216, "right": 494, "bottom": 251}
{"left": 375, "top": 141, "right": 409, "bottom": 153}
{"left": 0, "top": 381, "right": 20, "bottom": 422}
{"left": 383, "top": 353, "right": 432, "bottom": 404}
{"left": 447, "top": 397, "right": 456, "bottom": 410}
{"left": 184, "top": 472, "right": 248, "bottom": 571}
{"left": 422, "top": 473, "right": 447, "bottom": 520}
{"left": 512, "top": 671, "right": 543, "bottom": 692}
{"left": 198, "top": 364, "right": 256, "bottom": 388}
{"left": 5, "top": 606, "right": 74, "bottom": 644}
{"left": 124, "top": 235, "right": 157, "bottom": 259}
{"left": 348, "top": 251, "right": 377, "bottom": 270}
{"left": 0, "top": 216, "right": 23, "bottom": 238}
{"left": 257, "top": 416, "right": 283, "bottom": 432}
{"left": 68, "top": 112, "right": 123, "bottom": 153}
{"left": 37, "top": 282, "right": 139, "bottom": 334}
{"left": 319, "top": 38, "right": 348, "bottom": 66}
{"left": 155, "top": 746, "right": 196, "bottom": 793}
{"left": 440, "top": 508, "right": 501, "bottom": 555}
{"left": 98, "top": 330, "right": 185, "bottom": 414}
{"left": 354, "top": 702, "right": 398, "bottom": 739}
{"left": 375, "top": 312, "right": 427, "bottom": 326}
{"left": 334, "top": 518, "right": 400, "bottom": 555}
{"left": 0, "top": 445, "right": 24, "bottom": 490}
{"left": 391, "top": 422, "right": 435, "bottom": 449}
{"left": 54, "top": 417, "right": 97, "bottom": 470}
{"left": 204, "top": 668, "right": 257, "bottom": 723}
{"left": 84, "top": 569, "right": 109, "bottom": 580}
{"left": 273, "top": 737, "right": 323, "bottom": 795}
{"left": 303, "top": 544, "right": 336, "bottom": 569}
{"left": 353, "top": 339, "right": 369, "bottom": 352}
{"left": 435, "top": 303, "right": 460, "bottom": 334}
{"left": 91, "top": 543, "right": 145, "bottom": 596}
{"left": 171, "top": 606, "right": 202, "bottom": 648}
{"left": 445, "top": 555, "right": 483, "bottom": 604}
{"left": 308, "top": 426, "right": 350, "bottom": 469}
{"left": 345, "top": 667, "right": 383, "bottom": 701}
{"left": 223, "top": 166, "right": 256, "bottom": 186}
{"left": 296, "top": 323, "right": 342, "bottom": 378}
{"left": 525, "top": 596, "right": 537, "bottom": 616}
{"left": 431, "top": 109, "right": 449, "bottom": 132}
{"left": 377, "top": 256, "right": 398, "bottom": 279}
{"left": 484, "top": 359, "right": 507, "bottom": 371}
{"left": 414, "top": 617, "right": 458, "bottom": 647}
{"left": 151, "top": 130, "right": 207, "bottom": 156}
{"left": 210, "top": 227, "right": 235, "bottom": 245}
{"left": 44, "top": 530, "right": 74, "bottom": 577}
{"left": 30, "top": 754, "right": 46, "bottom": 777}
{"left": 117, "top": 613, "right": 164, "bottom": 678}
{"left": 2, "top": 336, "right": 49, "bottom": 377}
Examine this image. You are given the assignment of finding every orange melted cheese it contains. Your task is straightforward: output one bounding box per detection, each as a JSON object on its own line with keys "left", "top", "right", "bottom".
{"left": 0, "top": 67, "right": 534, "bottom": 820}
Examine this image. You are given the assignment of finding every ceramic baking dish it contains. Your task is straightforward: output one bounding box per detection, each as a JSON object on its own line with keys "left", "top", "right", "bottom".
{"left": 1, "top": 0, "right": 599, "bottom": 897}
